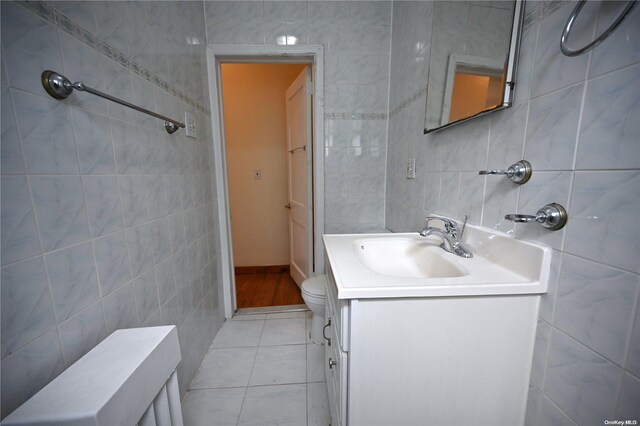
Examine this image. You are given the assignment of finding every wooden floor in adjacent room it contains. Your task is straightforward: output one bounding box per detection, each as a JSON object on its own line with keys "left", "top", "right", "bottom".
{"left": 235, "top": 267, "right": 305, "bottom": 308}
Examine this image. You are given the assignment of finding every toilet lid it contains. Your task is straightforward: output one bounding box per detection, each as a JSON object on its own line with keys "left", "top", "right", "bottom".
{"left": 301, "top": 275, "right": 326, "bottom": 297}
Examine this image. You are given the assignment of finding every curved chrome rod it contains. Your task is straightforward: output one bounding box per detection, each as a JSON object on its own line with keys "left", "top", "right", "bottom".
{"left": 505, "top": 203, "right": 568, "bottom": 231}
{"left": 561, "top": 0, "right": 637, "bottom": 57}
{"left": 41, "top": 70, "right": 185, "bottom": 134}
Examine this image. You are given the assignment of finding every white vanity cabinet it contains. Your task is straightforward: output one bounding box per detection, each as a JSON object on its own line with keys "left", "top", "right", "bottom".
{"left": 322, "top": 254, "right": 543, "bottom": 426}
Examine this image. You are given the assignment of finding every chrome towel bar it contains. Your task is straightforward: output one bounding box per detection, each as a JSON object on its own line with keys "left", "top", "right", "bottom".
{"left": 41, "top": 70, "right": 186, "bottom": 134}
{"left": 560, "top": 0, "right": 637, "bottom": 57}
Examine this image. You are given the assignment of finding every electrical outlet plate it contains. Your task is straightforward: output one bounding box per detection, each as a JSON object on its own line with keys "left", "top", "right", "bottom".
{"left": 406, "top": 158, "right": 416, "bottom": 179}
{"left": 184, "top": 111, "right": 197, "bottom": 139}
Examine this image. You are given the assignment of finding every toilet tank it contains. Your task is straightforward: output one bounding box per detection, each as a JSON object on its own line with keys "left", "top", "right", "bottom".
{"left": 2, "top": 326, "right": 183, "bottom": 426}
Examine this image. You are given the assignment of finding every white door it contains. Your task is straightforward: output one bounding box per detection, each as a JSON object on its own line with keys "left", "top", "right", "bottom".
{"left": 285, "top": 67, "right": 313, "bottom": 287}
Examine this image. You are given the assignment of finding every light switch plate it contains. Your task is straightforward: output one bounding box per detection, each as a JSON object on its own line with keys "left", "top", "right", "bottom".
{"left": 406, "top": 158, "right": 416, "bottom": 179}
{"left": 185, "top": 111, "right": 197, "bottom": 139}
{"left": 254, "top": 169, "right": 262, "bottom": 180}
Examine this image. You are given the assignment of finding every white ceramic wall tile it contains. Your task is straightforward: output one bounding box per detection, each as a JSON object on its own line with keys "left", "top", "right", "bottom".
{"left": 616, "top": 373, "right": 640, "bottom": 420}
{"left": 625, "top": 294, "right": 640, "bottom": 378}
{"left": 0, "top": 328, "right": 64, "bottom": 419}
{"left": 2, "top": 0, "right": 222, "bottom": 414}
{"left": 555, "top": 254, "right": 639, "bottom": 365}
{"left": 1, "top": 2, "right": 62, "bottom": 96}
{"left": 45, "top": 242, "right": 100, "bottom": 322}
{"left": 150, "top": 218, "right": 171, "bottom": 265}
{"left": 537, "top": 396, "right": 577, "bottom": 426}
{"left": 30, "top": 175, "right": 90, "bottom": 252}
{"left": 565, "top": 171, "right": 640, "bottom": 273}
{"left": 437, "top": 172, "right": 460, "bottom": 217}
{"left": 110, "top": 119, "right": 144, "bottom": 174}
{"left": 57, "top": 301, "right": 106, "bottom": 367}
{"left": 524, "top": 384, "right": 541, "bottom": 426}
{"left": 238, "top": 384, "right": 307, "bottom": 426}
{"left": 53, "top": 1, "right": 97, "bottom": 34}
{"left": 94, "top": 2, "right": 129, "bottom": 57}
{"left": 92, "top": 231, "right": 131, "bottom": 297}
{"left": 487, "top": 102, "right": 527, "bottom": 170}
{"left": 82, "top": 175, "right": 124, "bottom": 238}
{"left": 126, "top": 222, "right": 155, "bottom": 278}
{"left": 539, "top": 250, "right": 562, "bottom": 324}
{"left": 182, "top": 388, "right": 246, "bottom": 426}
{"left": 1, "top": 176, "right": 40, "bottom": 266}
{"left": 514, "top": 17, "right": 538, "bottom": 105}
{"left": 101, "top": 56, "right": 134, "bottom": 123}
{"left": 1, "top": 85, "right": 24, "bottom": 174}
{"left": 132, "top": 268, "right": 159, "bottom": 325}
{"left": 12, "top": 89, "right": 78, "bottom": 175}
{"left": 386, "top": 1, "right": 640, "bottom": 421}
{"left": 71, "top": 108, "right": 116, "bottom": 174}
{"left": 524, "top": 84, "right": 583, "bottom": 171}
{"left": 515, "top": 171, "right": 572, "bottom": 250}
{"left": 576, "top": 64, "right": 640, "bottom": 170}
{"left": 530, "top": 320, "right": 551, "bottom": 389}
{"left": 1, "top": 256, "right": 55, "bottom": 359}
{"left": 544, "top": 330, "right": 622, "bottom": 425}
{"left": 481, "top": 177, "right": 518, "bottom": 234}
{"left": 531, "top": 2, "right": 593, "bottom": 98}
{"left": 589, "top": 3, "right": 640, "bottom": 78}
{"left": 102, "top": 282, "right": 138, "bottom": 333}
{"left": 58, "top": 32, "right": 107, "bottom": 115}
{"left": 118, "top": 175, "right": 149, "bottom": 228}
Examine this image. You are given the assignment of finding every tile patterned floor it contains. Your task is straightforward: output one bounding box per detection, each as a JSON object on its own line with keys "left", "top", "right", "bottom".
{"left": 182, "top": 311, "right": 330, "bottom": 426}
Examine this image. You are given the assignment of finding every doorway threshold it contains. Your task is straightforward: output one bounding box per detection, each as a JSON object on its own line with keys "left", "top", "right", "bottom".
{"left": 234, "top": 304, "right": 308, "bottom": 316}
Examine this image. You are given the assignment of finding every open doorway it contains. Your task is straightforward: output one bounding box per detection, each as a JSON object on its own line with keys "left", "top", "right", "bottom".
{"left": 219, "top": 63, "right": 312, "bottom": 310}
{"left": 207, "top": 45, "right": 325, "bottom": 319}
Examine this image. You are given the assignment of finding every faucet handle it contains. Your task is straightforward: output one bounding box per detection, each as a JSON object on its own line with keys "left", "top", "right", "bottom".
{"left": 424, "top": 215, "right": 459, "bottom": 232}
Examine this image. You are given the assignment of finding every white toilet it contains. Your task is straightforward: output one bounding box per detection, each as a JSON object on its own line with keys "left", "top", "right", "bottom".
{"left": 301, "top": 274, "right": 327, "bottom": 344}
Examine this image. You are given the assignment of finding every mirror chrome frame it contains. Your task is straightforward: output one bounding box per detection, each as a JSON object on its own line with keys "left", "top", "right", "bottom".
{"left": 424, "top": 0, "right": 525, "bottom": 134}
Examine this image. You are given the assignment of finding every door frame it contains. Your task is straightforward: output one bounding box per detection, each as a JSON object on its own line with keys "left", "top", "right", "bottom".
{"left": 206, "top": 45, "right": 325, "bottom": 318}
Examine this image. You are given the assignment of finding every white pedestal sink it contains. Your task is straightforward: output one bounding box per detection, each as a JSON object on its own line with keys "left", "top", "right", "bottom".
{"left": 321, "top": 225, "right": 550, "bottom": 426}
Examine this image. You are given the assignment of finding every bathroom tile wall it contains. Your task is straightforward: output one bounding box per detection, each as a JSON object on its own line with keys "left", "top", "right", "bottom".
{"left": 204, "top": 1, "right": 392, "bottom": 233}
{"left": 386, "top": 1, "right": 640, "bottom": 424}
{"left": 0, "top": 1, "right": 224, "bottom": 418}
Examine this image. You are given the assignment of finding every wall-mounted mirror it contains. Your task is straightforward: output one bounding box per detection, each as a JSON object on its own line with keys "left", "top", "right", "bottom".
{"left": 424, "top": 1, "right": 524, "bottom": 133}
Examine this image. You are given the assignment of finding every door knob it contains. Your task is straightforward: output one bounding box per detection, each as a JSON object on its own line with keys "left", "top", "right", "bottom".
{"left": 328, "top": 358, "right": 337, "bottom": 369}
{"left": 284, "top": 203, "right": 291, "bottom": 209}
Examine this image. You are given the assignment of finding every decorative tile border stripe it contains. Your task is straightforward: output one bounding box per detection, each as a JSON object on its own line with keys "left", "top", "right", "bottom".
{"left": 324, "top": 112, "right": 387, "bottom": 121}
{"left": 389, "top": 85, "right": 427, "bottom": 119}
{"left": 20, "top": 1, "right": 208, "bottom": 114}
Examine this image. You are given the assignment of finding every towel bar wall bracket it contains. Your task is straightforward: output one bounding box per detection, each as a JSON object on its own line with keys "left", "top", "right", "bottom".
{"left": 41, "top": 70, "right": 185, "bottom": 134}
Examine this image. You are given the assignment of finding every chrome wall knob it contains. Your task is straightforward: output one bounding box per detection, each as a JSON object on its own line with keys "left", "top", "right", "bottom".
{"left": 479, "top": 160, "right": 532, "bottom": 184}
{"left": 505, "top": 203, "right": 568, "bottom": 231}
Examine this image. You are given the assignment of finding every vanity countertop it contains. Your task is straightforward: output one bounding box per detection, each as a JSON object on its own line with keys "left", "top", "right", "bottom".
{"left": 323, "top": 224, "right": 551, "bottom": 299}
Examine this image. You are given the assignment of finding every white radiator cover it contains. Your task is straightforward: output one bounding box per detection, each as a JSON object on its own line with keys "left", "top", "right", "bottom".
{"left": 2, "top": 326, "right": 183, "bottom": 426}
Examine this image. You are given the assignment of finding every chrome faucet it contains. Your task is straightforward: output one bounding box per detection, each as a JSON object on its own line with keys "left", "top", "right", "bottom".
{"left": 419, "top": 215, "right": 473, "bottom": 258}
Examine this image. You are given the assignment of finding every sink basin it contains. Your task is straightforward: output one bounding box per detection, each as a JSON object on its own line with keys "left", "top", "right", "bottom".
{"left": 323, "top": 225, "right": 551, "bottom": 299}
{"left": 354, "top": 237, "right": 466, "bottom": 278}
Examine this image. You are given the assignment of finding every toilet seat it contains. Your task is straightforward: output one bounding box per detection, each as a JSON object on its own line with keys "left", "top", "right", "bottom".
{"left": 301, "top": 275, "right": 326, "bottom": 299}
